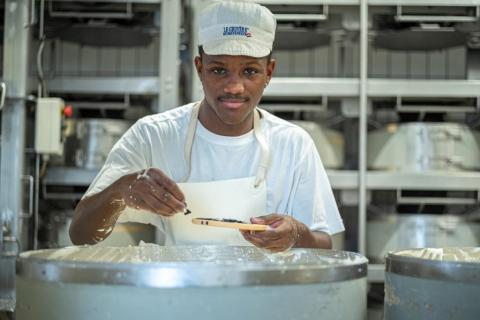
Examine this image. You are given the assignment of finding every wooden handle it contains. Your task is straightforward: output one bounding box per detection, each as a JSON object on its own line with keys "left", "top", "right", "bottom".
{"left": 192, "top": 218, "right": 268, "bottom": 231}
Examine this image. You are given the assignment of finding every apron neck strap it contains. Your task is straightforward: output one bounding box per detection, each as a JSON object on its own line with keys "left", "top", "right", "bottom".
{"left": 182, "top": 102, "right": 270, "bottom": 187}
{"left": 253, "top": 108, "right": 269, "bottom": 188}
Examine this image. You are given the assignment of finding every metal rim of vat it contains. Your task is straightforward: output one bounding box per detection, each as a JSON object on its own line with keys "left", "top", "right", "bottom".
{"left": 16, "top": 248, "right": 367, "bottom": 288}
{"left": 386, "top": 248, "right": 480, "bottom": 284}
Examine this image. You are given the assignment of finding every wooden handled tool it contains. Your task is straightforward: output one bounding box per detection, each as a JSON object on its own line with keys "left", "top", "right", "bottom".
{"left": 192, "top": 218, "right": 268, "bottom": 231}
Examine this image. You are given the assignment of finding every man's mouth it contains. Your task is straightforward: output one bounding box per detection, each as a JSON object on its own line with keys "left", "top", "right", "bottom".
{"left": 218, "top": 97, "right": 248, "bottom": 109}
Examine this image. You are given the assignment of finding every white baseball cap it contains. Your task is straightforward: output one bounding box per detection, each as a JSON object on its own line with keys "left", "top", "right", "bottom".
{"left": 198, "top": 1, "right": 276, "bottom": 58}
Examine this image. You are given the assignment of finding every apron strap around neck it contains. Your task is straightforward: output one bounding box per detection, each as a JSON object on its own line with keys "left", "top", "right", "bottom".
{"left": 253, "top": 108, "right": 269, "bottom": 188}
{"left": 181, "top": 102, "right": 270, "bottom": 187}
{"left": 182, "top": 102, "right": 201, "bottom": 182}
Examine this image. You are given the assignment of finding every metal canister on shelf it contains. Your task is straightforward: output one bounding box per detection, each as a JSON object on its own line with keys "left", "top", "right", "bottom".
{"left": 368, "top": 123, "right": 480, "bottom": 172}
{"left": 17, "top": 245, "right": 368, "bottom": 320}
{"left": 384, "top": 247, "right": 480, "bottom": 319}
{"left": 75, "top": 119, "right": 132, "bottom": 169}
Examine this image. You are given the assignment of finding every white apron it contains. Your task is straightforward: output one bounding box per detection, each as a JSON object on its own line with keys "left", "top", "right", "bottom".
{"left": 118, "top": 103, "right": 270, "bottom": 246}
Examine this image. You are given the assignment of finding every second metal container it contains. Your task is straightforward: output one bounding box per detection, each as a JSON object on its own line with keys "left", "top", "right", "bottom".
{"left": 385, "top": 247, "right": 480, "bottom": 319}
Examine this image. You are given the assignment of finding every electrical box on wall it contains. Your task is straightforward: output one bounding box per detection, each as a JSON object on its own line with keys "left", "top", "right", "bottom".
{"left": 35, "top": 97, "right": 65, "bottom": 155}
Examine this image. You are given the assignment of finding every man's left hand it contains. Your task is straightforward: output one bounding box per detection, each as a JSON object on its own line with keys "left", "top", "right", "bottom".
{"left": 240, "top": 214, "right": 301, "bottom": 252}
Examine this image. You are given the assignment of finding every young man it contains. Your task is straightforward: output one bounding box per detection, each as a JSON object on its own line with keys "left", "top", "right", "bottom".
{"left": 70, "top": 0, "right": 344, "bottom": 252}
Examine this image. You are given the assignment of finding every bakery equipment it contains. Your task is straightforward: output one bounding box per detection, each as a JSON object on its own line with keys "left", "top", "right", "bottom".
{"left": 17, "top": 245, "right": 367, "bottom": 320}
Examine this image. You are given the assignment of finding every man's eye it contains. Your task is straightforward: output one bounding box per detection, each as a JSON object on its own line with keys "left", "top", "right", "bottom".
{"left": 211, "top": 68, "right": 226, "bottom": 75}
{"left": 244, "top": 68, "right": 258, "bottom": 75}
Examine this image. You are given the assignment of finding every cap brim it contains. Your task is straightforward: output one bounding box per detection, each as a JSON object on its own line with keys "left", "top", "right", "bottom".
{"left": 202, "top": 39, "right": 271, "bottom": 58}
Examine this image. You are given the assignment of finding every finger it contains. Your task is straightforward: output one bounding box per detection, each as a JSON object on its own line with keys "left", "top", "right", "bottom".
{"left": 142, "top": 179, "right": 185, "bottom": 213}
{"left": 241, "top": 232, "right": 267, "bottom": 247}
{"left": 148, "top": 168, "right": 185, "bottom": 202}
{"left": 249, "top": 228, "right": 284, "bottom": 241}
{"left": 242, "top": 231, "right": 284, "bottom": 248}
{"left": 243, "top": 233, "right": 286, "bottom": 251}
{"left": 157, "top": 189, "right": 186, "bottom": 213}
{"left": 251, "top": 214, "right": 283, "bottom": 225}
{"left": 140, "top": 192, "right": 177, "bottom": 216}
{"left": 129, "top": 190, "right": 166, "bottom": 213}
{"left": 247, "top": 228, "right": 293, "bottom": 250}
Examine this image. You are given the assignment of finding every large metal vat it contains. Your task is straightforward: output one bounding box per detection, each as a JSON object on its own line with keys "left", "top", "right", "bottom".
{"left": 367, "top": 214, "right": 480, "bottom": 263}
{"left": 368, "top": 123, "right": 480, "bottom": 172}
{"left": 17, "top": 245, "right": 367, "bottom": 320}
{"left": 385, "top": 247, "right": 480, "bottom": 319}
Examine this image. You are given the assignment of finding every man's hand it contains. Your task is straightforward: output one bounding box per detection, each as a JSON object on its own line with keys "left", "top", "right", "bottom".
{"left": 116, "top": 168, "right": 186, "bottom": 216}
{"left": 240, "top": 214, "right": 301, "bottom": 252}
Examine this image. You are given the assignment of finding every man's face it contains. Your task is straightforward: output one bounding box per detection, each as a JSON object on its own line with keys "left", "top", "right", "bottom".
{"left": 194, "top": 53, "right": 275, "bottom": 135}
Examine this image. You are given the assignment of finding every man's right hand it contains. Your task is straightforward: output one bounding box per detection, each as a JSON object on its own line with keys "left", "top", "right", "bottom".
{"left": 116, "top": 168, "right": 186, "bottom": 217}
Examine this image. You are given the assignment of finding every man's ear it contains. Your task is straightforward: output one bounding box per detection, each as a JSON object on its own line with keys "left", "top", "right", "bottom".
{"left": 266, "top": 58, "right": 276, "bottom": 82}
{"left": 194, "top": 56, "right": 203, "bottom": 79}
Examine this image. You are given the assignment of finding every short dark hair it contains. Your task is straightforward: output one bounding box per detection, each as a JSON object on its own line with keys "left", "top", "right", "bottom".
{"left": 198, "top": 46, "right": 273, "bottom": 62}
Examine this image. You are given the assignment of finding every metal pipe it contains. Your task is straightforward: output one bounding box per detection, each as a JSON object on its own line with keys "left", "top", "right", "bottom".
{"left": 159, "top": 0, "right": 180, "bottom": 111}
{"left": 0, "top": 82, "right": 6, "bottom": 111}
{"left": 1, "top": 0, "right": 31, "bottom": 244}
{"left": 34, "top": 154, "right": 40, "bottom": 250}
{"left": 358, "top": 0, "right": 368, "bottom": 254}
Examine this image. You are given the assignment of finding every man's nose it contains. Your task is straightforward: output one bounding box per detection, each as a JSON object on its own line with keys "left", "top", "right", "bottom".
{"left": 224, "top": 75, "right": 245, "bottom": 95}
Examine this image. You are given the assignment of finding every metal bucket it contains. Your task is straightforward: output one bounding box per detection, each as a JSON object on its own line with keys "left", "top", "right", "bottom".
{"left": 367, "top": 215, "right": 480, "bottom": 263}
{"left": 17, "top": 245, "right": 368, "bottom": 320}
{"left": 385, "top": 247, "right": 480, "bottom": 319}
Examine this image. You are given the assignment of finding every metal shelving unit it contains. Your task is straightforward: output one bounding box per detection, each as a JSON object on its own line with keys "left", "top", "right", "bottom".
{"left": 41, "top": 0, "right": 181, "bottom": 111}
{"left": 328, "top": 170, "right": 480, "bottom": 190}
{"left": 45, "top": 76, "right": 161, "bottom": 95}
{"left": 266, "top": 78, "right": 480, "bottom": 102}
{"left": 362, "top": 1, "right": 480, "bottom": 284}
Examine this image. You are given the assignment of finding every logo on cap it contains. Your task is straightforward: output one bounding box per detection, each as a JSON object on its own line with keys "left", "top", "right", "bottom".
{"left": 223, "top": 26, "right": 252, "bottom": 37}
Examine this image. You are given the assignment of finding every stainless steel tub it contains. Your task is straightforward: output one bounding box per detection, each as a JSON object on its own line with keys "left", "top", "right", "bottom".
{"left": 367, "top": 214, "right": 480, "bottom": 263}
{"left": 385, "top": 247, "right": 480, "bottom": 320}
{"left": 17, "top": 245, "right": 367, "bottom": 320}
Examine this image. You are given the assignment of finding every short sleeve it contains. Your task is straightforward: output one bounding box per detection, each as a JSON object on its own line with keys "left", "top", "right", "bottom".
{"left": 289, "top": 140, "right": 345, "bottom": 235}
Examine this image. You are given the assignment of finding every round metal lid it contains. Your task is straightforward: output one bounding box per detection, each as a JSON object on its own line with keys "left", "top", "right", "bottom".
{"left": 386, "top": 247, "right": 480, "bottom": 284}
{"left": 17, "top": 245, "right": 367, "bottom": 288}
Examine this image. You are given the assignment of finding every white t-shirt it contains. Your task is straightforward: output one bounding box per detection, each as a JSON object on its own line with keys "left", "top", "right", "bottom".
{"left": 85, "top": 102, "right": 344, "bottom": 235}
